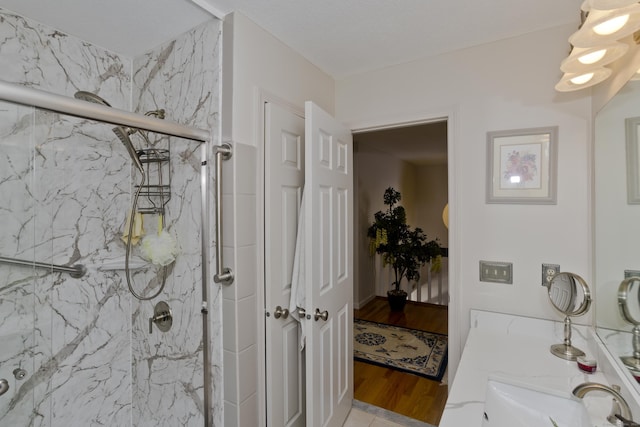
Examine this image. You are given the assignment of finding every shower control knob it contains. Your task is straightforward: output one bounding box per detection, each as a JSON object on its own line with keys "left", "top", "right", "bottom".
{"left": 149, "top": 301, "right": 173, "bottom": 334}
{"left": 12, "top": 368, "right": 26, "bottom": 380}
{"left": 273, "top": 306, "right": 289, "bottom": 319}
{"left": 0, "top": 379, "right": 8, "bottom": 396}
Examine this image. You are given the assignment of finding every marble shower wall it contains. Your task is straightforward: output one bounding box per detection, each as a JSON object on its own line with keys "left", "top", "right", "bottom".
{"left": 0, "top": 8, "right": 221, "bottom": 427}
{"left": 130, "top": 20, "right": 222, "bottom": 427}
{"left": 0, "top": 10, "right": 133, "bottom": 426}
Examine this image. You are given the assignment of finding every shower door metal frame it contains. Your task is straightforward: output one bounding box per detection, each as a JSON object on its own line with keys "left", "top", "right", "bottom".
{"left": 0, "top": 79, "right": 219, "bottom": 427}
{"left": 0, "top": 80, "right": 209, "bottom": 142}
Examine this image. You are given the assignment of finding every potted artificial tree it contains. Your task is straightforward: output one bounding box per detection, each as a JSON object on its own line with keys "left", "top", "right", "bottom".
{"left": 367, "top": 187, "right": 442, "bottom": 312}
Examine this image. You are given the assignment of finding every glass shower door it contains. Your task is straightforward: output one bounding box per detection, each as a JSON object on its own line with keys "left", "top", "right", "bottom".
{"left": 0, "top": 98, "right": 210, "bottom": 426}
{"left": 0, "top": 100, "right": 36, "bottom": 425}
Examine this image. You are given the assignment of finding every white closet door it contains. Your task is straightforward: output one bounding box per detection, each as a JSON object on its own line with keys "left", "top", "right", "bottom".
{"left": 264, "top": 102, "right": 305, "bottom": 427}
{"left": 303, "top": 101, "right": 353, "bottom": 427}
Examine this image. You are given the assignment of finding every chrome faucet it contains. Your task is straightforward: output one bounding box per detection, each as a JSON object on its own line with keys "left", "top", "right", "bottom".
{"left": 613, "top": 414, "right": 640, "bottom": 427}
{"left": 572, "top": 382, "right": 633, "bottom": 424}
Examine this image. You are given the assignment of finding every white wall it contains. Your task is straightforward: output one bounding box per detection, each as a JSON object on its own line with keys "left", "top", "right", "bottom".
{"left": 415, "top": 164, "right": 448, "bottom": 247}
{"left": 336, "top": 24, "right": 593, "bottom": 380}
{"left": 223, "top": 12, "right": 614, "bottom": 418}
{"left": 220, "top": 12, "right": 335, "bottom": 427}
{"left": 223, "top": 12, "right": 334, "bottom": 146}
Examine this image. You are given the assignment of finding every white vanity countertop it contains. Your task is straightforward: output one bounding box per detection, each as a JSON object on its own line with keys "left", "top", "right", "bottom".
{"left": 439, "top": 310, "right": 617, "bottom": 427}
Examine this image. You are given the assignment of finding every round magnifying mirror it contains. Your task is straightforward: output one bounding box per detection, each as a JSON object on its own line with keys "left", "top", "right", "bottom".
{"left": 548, "top": 272, "right": 591, "bottom": 316}
{"left": 546, "top": 272, "right": 591, "bottom": 360}
{"left": 618, "top": 277, "right": 640, "bottom": 370}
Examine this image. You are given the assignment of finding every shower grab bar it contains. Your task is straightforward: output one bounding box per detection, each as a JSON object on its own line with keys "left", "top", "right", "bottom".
{"left": 213, "top": 143, "right": 234, "bottom": 285}
{"left": 0, "top": 256, "right": 86, "bottom": 278}
{"left": 0, "top": 80, "right": 210, "bottom": 143}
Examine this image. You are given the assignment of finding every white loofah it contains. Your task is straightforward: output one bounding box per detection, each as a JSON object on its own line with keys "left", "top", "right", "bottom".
{"left": 140, "top": 229, "right": 178, "bottom": 266}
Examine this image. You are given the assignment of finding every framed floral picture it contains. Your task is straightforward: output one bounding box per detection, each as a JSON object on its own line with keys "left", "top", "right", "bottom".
{"left": 486, "top": 126, "right": 558, "bottom": 204}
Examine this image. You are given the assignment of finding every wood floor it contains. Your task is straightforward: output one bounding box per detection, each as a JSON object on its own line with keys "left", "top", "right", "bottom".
{"left": 354, "top": 297, "right": 448, "bottom": 426}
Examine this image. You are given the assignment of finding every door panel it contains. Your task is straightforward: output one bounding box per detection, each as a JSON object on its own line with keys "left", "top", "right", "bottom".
{"left": 304, "top": 101, "right": 353, "bottom": 427}
{"left": 264, "top": 102, "right": 305, "bottom": 427}
{"left": 283, "top": 321, "right": 303, "bottom": 422}
{"left": 281, "top": 186, "right": 300, "bottom": 292}
{"left": 320, "top": 186, "right": 331, "bottom": 291}
{"left": 337, "top": 305, "right": 349, "bottom": 400}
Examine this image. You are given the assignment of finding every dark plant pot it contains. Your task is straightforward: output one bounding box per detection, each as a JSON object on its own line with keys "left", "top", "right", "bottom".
{"left": 387, "top": 290, "right": 408, "bottom": 312}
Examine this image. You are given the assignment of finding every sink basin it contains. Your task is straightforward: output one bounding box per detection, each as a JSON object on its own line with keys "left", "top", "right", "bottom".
{"left": 481, "top": 378, "right": 591, "bottom": 427}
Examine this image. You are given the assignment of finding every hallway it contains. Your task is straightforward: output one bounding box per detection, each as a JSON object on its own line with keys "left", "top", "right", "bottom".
{"left": 352, "top": 298, "right": 448, "bottom": 425}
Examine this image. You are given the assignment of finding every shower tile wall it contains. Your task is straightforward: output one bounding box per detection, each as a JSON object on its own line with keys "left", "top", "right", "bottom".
{"left": 131, "top": 20, "right": 222, "bottom": 427}
{"left": 0, "top": 10, "right": 133, "bottom": 426}
{"left": 0, "top": 100, "right": 39, "bottom": 426}
{"left": 0, "top": 8, "right": 222, "bottom": 427}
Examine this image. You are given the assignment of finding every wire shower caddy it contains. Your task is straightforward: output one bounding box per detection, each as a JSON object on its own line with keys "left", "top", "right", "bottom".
{"left": 135, "top": 145, "right": 171, "bottom": 216}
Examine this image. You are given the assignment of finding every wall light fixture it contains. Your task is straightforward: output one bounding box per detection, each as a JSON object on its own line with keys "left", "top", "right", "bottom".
{"left": 555, "top": 0, "right": 640, "bottom": 92}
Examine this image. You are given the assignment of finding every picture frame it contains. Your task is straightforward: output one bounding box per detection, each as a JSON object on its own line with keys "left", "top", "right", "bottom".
{"left": 626, "top": 116, "right": 640, "bottom": 204}
{"left": 486, "top": 126, "right": 558, "bottom": 204}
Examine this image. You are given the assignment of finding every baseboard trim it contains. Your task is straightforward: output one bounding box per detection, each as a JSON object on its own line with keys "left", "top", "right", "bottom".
{"left": 354, "top": 293, "right": 376, "bottom": 310}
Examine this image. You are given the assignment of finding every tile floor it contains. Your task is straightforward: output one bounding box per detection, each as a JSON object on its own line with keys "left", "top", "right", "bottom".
{"left": 343, "top": 401, "right": 435, "bottom": 427}
{"left": 343, "top": 407, "right": 406, "bottom": 427}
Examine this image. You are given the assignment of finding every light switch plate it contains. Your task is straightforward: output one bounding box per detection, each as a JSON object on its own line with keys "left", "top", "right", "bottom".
{"left": 479, "top": 261, "right": 513, "bottom": 284}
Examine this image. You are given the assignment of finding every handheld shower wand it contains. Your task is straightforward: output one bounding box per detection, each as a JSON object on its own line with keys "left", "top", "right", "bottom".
{"left": 73, "top": 91, "right": 144, "bottom": 174}
{"left": 74, "top": 90, "right": 170, "bottom": 301}
{"left": 112, "top": 126, "right": 144, "bottom": 174}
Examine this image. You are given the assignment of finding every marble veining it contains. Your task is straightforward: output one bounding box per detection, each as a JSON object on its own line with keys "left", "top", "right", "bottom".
{"left": 0, "top": 8, "right": 221, "bottom": 427}
{"left": 130, "top": 19, "right": 221, "bottom": 427}
{"left": 441, "top": 310, "right": 640, "bottom": 427}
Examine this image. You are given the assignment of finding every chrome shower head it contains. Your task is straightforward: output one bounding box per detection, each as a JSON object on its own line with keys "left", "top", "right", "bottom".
{"left": 74, "top": 91, "right": 143, "bottom": 174}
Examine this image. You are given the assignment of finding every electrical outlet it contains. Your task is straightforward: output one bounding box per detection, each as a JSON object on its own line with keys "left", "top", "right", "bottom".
{"left": 542, "top": 263, "right": 560, "bottom": 286}
{"left": 625, "top": 270, "right": 640, "bottom": 279}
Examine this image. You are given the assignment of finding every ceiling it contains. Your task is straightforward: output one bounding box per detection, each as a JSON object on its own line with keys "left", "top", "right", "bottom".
{"left": 202, "top": 0, "right": 583, "bottom": 78}
{"left": 0, "top": 0, "right": 582, "bottom": 163}
{"left": 355, "top": 122, "right": 448, "bottom": 166}
{"left": 0, "top": 0, "right": 582, "bottom": 79}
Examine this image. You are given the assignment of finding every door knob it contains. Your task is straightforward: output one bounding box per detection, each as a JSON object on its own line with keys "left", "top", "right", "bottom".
{"left": 273, "top": 306, "right": 289, "bottom": 319}
{"left": 314, "top": 308, "right": 329, "bottom": 322}
{"left": 0, "top": 379, "right": 8, "bottom": 396}
{"left": 296, "top": 307, "right": 307, "bottom": 319}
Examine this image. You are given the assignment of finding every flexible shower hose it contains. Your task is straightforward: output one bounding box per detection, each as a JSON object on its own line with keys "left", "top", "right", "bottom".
{"left": 124, "top": 169, "right": 168, "bottom": 300}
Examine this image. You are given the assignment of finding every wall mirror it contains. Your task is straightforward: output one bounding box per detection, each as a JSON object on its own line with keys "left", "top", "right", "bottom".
{"left": 618, "top": 277, "right": 640, "bottom": 373}
{"left": 595, "top": 75, "right": 640, "bottom": 390}
{"left": 547, "top": 272, "right": 591, "bottom": 360}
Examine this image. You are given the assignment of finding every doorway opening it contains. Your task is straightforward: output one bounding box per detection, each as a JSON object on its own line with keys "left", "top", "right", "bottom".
{"left": 352, "top": 120, "right": 449, "bottom": 426}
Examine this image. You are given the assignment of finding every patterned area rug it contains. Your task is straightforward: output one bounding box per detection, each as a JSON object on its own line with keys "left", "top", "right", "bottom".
{"left": 354, "top": 319, "right": 448, "bottom": 381}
